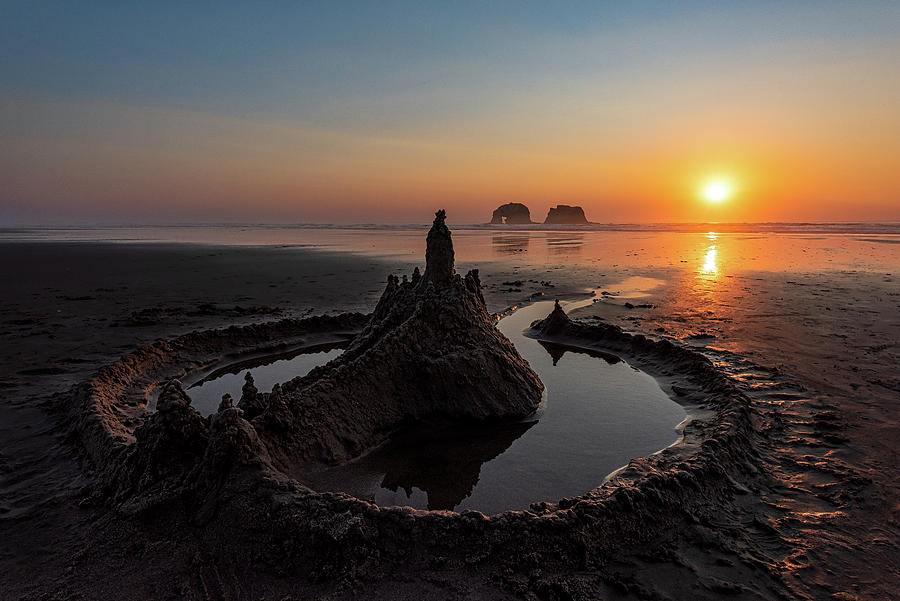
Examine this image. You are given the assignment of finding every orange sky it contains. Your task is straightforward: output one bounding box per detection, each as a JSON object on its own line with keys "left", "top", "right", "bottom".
{"left": 2, "top": 3, "right": 898, "bottom": 224}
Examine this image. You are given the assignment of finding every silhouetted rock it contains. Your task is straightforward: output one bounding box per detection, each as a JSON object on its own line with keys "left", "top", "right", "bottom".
{"left": 490, "top": 202, "right": 533, "bottom": 224}
{"left": 261, "top": 209, "right": 545, "bottom": 464}
{"left": 544, "top": 204, "right": 589, "bottom": 224}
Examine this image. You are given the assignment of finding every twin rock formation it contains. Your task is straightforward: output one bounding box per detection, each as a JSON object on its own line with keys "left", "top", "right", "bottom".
{"left": 490, "top": 202, "right": 589, "bottom": 225}
{"left": 120, "top": 210, "right": 544, "bottom": 503}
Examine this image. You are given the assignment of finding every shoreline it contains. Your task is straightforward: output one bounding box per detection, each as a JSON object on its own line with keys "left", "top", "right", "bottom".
{"left": 3, "top": 221, "right": 900, "bottom": 236}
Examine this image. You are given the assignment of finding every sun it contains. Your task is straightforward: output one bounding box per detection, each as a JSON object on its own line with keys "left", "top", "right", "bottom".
{"left": 702, "top": 179, "right": 733, "bottom": 203}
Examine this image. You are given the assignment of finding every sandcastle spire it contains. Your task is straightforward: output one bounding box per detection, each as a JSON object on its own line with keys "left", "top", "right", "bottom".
{"left": 423, "top": 209, "right": 455, "bottom": 285}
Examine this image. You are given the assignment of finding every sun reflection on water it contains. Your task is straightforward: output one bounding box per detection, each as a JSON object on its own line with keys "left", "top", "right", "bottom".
{"left": 702, "top": 246, "right": 718, "bottom": 275}
{"left": 699, "top": 232, "right": 719, "bottom": 278}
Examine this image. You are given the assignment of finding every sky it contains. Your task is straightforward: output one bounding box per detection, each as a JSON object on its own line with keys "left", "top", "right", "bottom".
{"left": 2, "top": 1, "right": 899, "bottom": 225}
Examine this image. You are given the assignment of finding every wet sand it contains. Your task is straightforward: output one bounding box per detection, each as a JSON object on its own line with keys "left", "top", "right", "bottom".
{"left": 1, "top": 233, "right": 898, "bottom": 599}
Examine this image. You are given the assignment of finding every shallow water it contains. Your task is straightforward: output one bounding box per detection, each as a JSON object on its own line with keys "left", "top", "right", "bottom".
{"left": 186, "top": 300, "right": 685, "bottom": 513}
{"left": 188, "top": 300, "right": 686, "bottom": 514}
{"left": 184, "top": 299, "right": 685, "bottom": 514}
{"left": 314, "top": 301, "right": 685, "bottom": 514}
{"left": 213, "top": 299, "right": 682, "bottom": 515}
{"left": 186, "top": 346, "right": 345, "bottom": 416}
{"left": 3, "top": 225, "right": 898, "bottom": 279}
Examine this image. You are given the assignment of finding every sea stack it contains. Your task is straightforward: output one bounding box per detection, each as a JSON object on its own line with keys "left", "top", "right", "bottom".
{"left": 544, "top": 205, "right": 589, "bottom": 224}
{"left": 260, "top": 210, "right": 545, "bottom": 464}
{"left": 490, "top": 202, "right": 533, "bottom": 224}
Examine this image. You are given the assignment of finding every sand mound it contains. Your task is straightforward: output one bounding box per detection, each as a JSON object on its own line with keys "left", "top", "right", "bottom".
{"left": 253, "top": 209, "right": 544, "bottom": 464}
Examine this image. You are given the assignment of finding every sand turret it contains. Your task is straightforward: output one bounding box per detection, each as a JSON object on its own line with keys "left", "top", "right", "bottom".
{"left": 423, "top": 209, "right": 455, "bottom": 284}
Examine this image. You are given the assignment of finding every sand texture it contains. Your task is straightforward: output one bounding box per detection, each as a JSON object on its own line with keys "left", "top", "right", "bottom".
{"left": 0, "top": 232, "right": 897, "bottom": 600}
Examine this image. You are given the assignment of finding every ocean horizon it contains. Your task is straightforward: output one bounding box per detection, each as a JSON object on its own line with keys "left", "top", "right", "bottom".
{"left": 3, "top": 220, "right": 900, "bottom": 240}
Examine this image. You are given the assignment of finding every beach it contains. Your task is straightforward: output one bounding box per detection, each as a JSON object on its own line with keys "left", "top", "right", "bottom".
{"left": 0, "top": 227, "right": 898, "bottom": 599}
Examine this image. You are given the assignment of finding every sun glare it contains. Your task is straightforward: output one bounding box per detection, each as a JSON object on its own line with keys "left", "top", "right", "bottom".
{"left": 702, "top": 179, "right": 733, "bottom": 203}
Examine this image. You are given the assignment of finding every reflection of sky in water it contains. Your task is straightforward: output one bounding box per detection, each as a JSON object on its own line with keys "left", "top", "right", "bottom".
{"left": 491, "top": 233, "right": 530, "bottom": 254}
{"left": 544, "top": 233, "right": 585, "bottom": 255}
{"left": 3, "top": 226, "right": 898, "bottom": 272}
{"left": 598, "top": 276, "right": 665, "bottom": 298}
{"left": 187, "top": 348, "right": 344, "bottom": 416}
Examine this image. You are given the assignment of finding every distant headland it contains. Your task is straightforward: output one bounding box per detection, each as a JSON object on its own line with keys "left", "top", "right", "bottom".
{"left": 490, "top": 203, "right": 590, "bottom": 225}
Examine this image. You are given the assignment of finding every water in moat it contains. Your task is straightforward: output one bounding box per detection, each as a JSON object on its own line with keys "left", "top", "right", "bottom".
{"left": 187, "top": 300, "right": 686, "bottom": 515}
{"left": 186, "top": 343, "right": 345, "bottom": 416}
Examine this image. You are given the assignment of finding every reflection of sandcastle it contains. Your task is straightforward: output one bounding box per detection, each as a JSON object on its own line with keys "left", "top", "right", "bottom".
{"left": 322, "top": 419, "right": 537, "bottom": 511}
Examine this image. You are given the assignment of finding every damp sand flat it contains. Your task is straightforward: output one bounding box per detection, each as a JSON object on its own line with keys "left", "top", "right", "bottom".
{"left": 0, "top": 233, "right": 898, "bottom": 599}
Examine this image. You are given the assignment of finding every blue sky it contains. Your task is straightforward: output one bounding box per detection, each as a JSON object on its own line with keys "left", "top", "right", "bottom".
{"left": 2, "top": 1, "right": 898, "bottom": 223}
